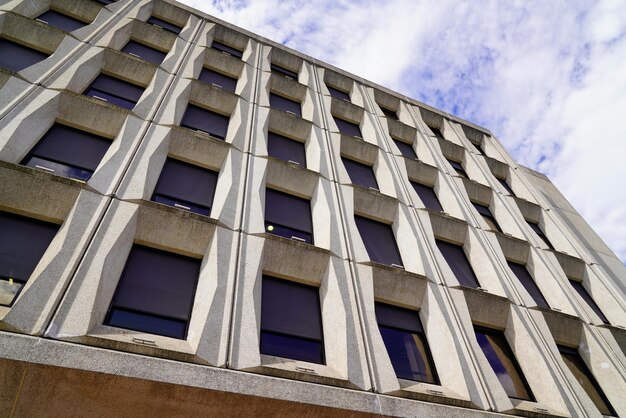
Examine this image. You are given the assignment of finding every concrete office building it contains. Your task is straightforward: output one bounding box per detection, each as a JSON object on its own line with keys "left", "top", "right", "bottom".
{"left": 0, "top": 0, "right": 625, "bottom": 416}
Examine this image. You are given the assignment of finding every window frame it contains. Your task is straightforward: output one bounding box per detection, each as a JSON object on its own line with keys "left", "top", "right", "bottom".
{"left": 474, "top": 325, "right": 535, "bottom": 402}
{"left": 151, "top": 157, "right": 219, "bottom": 216}
{"left": 267, "top": 132, "right": 306, "bottom": 167}
{"left": 260, "top": 275, "right": 325, "bottom": 364}
{"left": 146, "top": 16, "right": 182, "bottom": 34}
{"left": 435, "top": 239, "right": 480, "bottom": 289}
{"left": 0, "top": 211, "right": 59, "bottom": 307}
{"left": 264, "top": 188, "right": 314, "bottom": 244}
{"left": 83, "top": 73, "right": 145, "bottom": 110}
{"left": 375, "top": 302, "right": 439, "bottom": 384}
{"left": 354, "top": 215, "right": 403, "bottom": 267}
{"left": 0, "top": 38, "right": 50, "bottom": 72}
{"left": 121, "top": 40, "right": 167, "bottom": 65}
{"left": 270, "top": 63, "right": 298, "bottom": 80}
{"left": 506, "top": 260, "right": 550, "bottom": 309}
{"left": 211, "top": 40, "right": 243, "bottom": 58}
{"left": 569, "top": 279, "right": 609, "bottom": 324}
{"left": 104, "top": 245, "right": 201, "bottom": 340}
{"left": 180, "top": 104, "right": 230, "bottom": 140}
{"left": 35, "top": 9, "right": 88, "bottom": 32}
{"left": 326, "top": 85, "right": 350, "bottom": 101}
{"left": 21, "top": 123, "right": 112, "bottom": 182}
{"left": 198, "top": 67, "right": 238, "bottom": 92}
{"left": 410, "top": 181, "right": 443, "bottom": 212}
{"left": 558, "top": 345, "right": 616, "bottom": 416}
{"left": 471, "top": 201, "right": 501, "bottom": 232}
{"left": 269, "top": 92, "right": 302, "bottom": 117}
{"left": 341, "top": 157, "right": 379, "bottom": 190}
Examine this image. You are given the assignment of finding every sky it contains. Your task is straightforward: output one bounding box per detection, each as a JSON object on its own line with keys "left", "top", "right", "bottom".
{"left": 180, "top": 0, "right": 626, "bottom": 263}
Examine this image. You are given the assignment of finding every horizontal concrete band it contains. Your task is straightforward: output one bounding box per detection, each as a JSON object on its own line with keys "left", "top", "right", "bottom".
{"left": 0, "top": 331, "right": 506, "bottom": 418}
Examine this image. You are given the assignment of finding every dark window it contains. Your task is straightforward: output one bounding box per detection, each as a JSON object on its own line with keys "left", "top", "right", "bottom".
{"left": 569, "top": 280, "right": 609, "bottom": 324}
{"left": 472, "top": 142, "right": 486, "bottom": 156}
{"left": 261, "top": 275, "right": 324, "bottom": 364}
{"left": 393, "top": 138, "right": 417, "bottom": 159}
{"left": 429, "top": 126, "right": 444, "bottom": 140}
{"left": 267, "top": 132, "right": 306, "bottom": 167}
{"left": 211, "top": 41, "right": 242, "bottom": 58}
{"left": 380, "top": 107, "right": 398, "bottom": 120}
{"left": 342, "top": 157, "right": 378, "bottom": 190}
{"left": 354, "top": 215, "right": 403, "bottom": 267}
{"left": 0, "top": 39, "right": 49, "bottom": 72}
{"left": 265, "top": 189, "right": 313, "bottom": 244}
{"left": 121, "top": 40, "right": 166, "bottom": 65}
{"left": 22, "top": 124, "right": 111, "bottom": 181}
{"left": 411, "top": 182, "right": 443, "bottom": 212}
{"left": 105, "top": 245, "right": 200, "bottom": 339}
{"left": 94, "top": 0, "right": 116, "bottom": 4}
{"left": 271, "top": 63, "right": 298, "bottom": 79}
{"left": 375, "top": 303, "right": 438, "bottom": 384}
{"left": 333, "top": 116, "right": 362, "bottom": 138}
{"left": 180, "top": 104, "right": 230, "bottom": 140}
{"left": 497, "top": 177, "right": 515, "bottom": 195}
{"left": 269, "top": 93, "right": 302, "bottom": 117}
{"left": 146, "top": 16, "right": 182, "bottom": 34}
{"left": 558, "top": 345, "right": 615, "bottom": 416}
{"left": 198, "top": 68, "right": 237, "bottom": 93}
{"left": 0, "top": 212, "right": 59, "bottom": 307}
{"left": 435, "top": 240, "right": 480, "bottom": 288}
{"left": 327, "top": 85, "right": 350, "bottom": 101}
{"left": 527, "top": 221, "right": 554, "bottom": 250}
{"left": 447, "top": 159, "right": 468, "bottom": 178}
{"left": 36, "top": 10, "right": 87, "bottom": 32}
{"left": 507, "top": 261, "right": 549, "bottom": 309}
{"left": 152, "top": 158, "right": 218, "bottom": 216}
{"left": 472, "top": 202, "right": 501, "bottom": 232}
{"left": 83, "top": 74, "right": 144, "bottom": 110}
{"left": 474, "top": 326, "right": 534, "bottom": 401}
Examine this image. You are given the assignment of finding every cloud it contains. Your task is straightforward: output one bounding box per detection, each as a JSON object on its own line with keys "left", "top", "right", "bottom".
{"left": 179, "top": 0, "right": 626, "bottom": 262}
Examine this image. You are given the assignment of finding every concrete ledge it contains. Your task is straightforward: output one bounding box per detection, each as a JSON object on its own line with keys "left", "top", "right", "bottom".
{"left": 0, "top": 331, "right": 508, "bottom": 417}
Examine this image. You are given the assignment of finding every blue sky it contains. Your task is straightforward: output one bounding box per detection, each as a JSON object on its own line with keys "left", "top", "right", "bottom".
{"left": 181, "top": 0, "right": 626, "bottom": 262}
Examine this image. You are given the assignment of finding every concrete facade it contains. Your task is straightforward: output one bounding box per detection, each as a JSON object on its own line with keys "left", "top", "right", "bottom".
{"left": 0, "top": 0, "right": 625, "bottom": 417}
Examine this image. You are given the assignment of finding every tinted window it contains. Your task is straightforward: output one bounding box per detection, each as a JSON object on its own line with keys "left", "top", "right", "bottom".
{"left": 411, "top": 182, "right": 443, "bottom": 212}
{"left": 354, "top": 215, "right": 403, "bottom": 267}
{"left": 271, "top": 63, "right": 298, "bottom": 79}
{"left": 180, "top": 104, "right": 230, "bottom": 140}
{"left": 376, "top": 303, "right": 438, "bottom": 384}
{"left": 121, "top": 40, "right": 166, "bottom": 65}
{"left": 558, "top": 345, "right": 615, "bottom": 416}
{"left": 0, "top": 39, "right": 49, "bottom": 72}
{"left": 94, "top": 0, "right": 116, "bottom": 4}
{"left": 22, "top": 124, "right": 111, "bottom": 181}
{"left": 435, "top": 240, "right": 480, "bottom": 288}
{"left": 497, "top": 177, "right": 514, "bottom": 195}
{"left": 36, "top": 10, "right": 87, "bottom": 32}
{"left": 106, "top": 245, "right": 200, "bottom": 339}
{"left": 333, "top": 116, "right": 362, "bottom": 138}
{"left": 261, "top": 275, "right": 324, "bottom": 364}
{"left": 265, "top": 189, "right": 313, "bottom": 244}
{"left": 84, "top": 74, "right": 144, "bottom": 109}
{"left": 507, "top": 261, "right": 549, "bottom": 309}
{"left": 380, "top": 107, "right": 398, "bottom": 120}
{"left": 472, "top": 202, "right": 501, "bottom": 232}
{"left": 146, "top": 16, "right": 182, "bottom": 34}
{"left": 269, "top": 93, "right": 301, "bottom": 117}
{"left": 569, "top": 280, "right": 609, "bottom": 324}
{"left": 211, "top": 41, "right": 242, "bottom": 58}
{"left": 326, "top": 85, "right": 350, "bottom": 101}
{"left": 393, "top": 139, "right": 417, "bottom": 159}
{"left": 0, "top": 212, "right": 59, "bottom": 306}
{"left": 472, "top": 142, "right": 486, "bottom": 155}
{"left": 152, "top": 158, "right": 218, "bottom": 216}
{"left": 198, "top": 68, "right": 237, "bottom": 93}
{"left": 342, "top": 157, "right": 378, "bottom": 190}
{"left": 267, "top": 132, "right": 306, "bottom": 167}
{"left": 474, "top": 327, "right": 534, "bottom": 401}
{"left": 447, "top": 159, "right": 468, "bottom": 178}
{"left": 527, "top": 221, "right": 554, "bottom": 250}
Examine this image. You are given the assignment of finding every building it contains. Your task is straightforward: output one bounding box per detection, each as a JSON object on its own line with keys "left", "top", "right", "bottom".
{"left": 0, "top": 0, "right": 625, "bottom": 416}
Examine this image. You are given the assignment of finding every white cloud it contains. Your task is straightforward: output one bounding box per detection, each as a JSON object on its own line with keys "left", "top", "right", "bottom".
{"left": 179, "top": 0, "right": 626, "bottom": 262}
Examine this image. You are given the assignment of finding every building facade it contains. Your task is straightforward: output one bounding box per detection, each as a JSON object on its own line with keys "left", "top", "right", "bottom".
{"left": 0, "top": 0, "right": 625, "bottom": 416}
